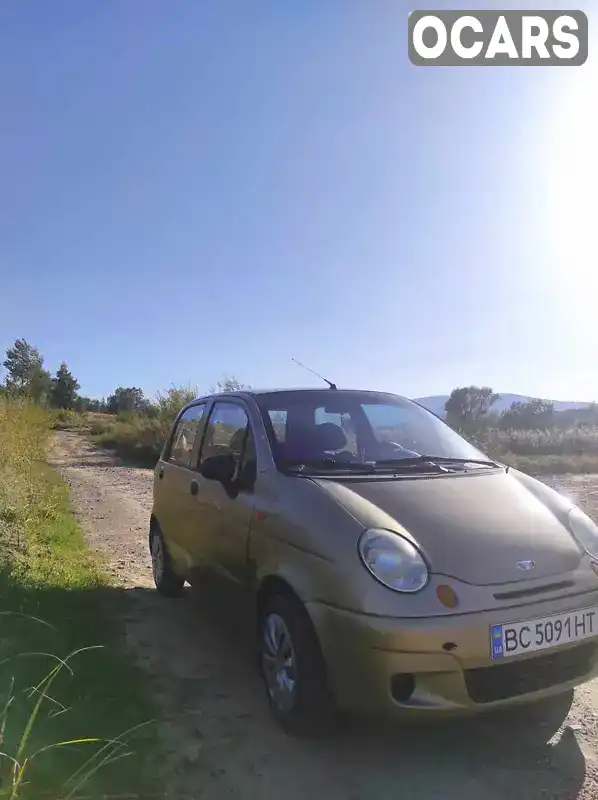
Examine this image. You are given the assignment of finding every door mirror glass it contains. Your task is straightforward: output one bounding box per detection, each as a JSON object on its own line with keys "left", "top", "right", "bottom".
{"left": 200, "top": 453, "right": 236, "bottom": 484}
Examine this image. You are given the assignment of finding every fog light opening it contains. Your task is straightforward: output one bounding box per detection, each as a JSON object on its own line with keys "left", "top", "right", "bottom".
{"left": 436, "top": 584, "right": 459, "bottom": 609}
{"left": 390, "top": 673, "right": 415, "bottom": 703}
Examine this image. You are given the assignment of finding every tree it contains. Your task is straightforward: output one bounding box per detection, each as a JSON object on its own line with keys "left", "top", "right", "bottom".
{"left": 445, "top": 386, "right": 499, "bottom": 428}
{"left": 500, "top": 398, "right": 555, "bottom": 430}
{"left": 50, "top": 362, "right": 80, "bottom": 410}
{"left": 27, "top": 367, "right": 54, "bottom": 405}
{"left": 107, "top": 387, "right": 146, "bottom": 414}
{"left": 3, "top": 338, "right": 42, "bottom": 388}
{"left": 210, "top": 374, "right": 249, "bottom": 393}
{"left": 75, "top": 396, "right": 108, "bottom": 413}
{"left": 2, "top": 338, "right": 53, "bottom": 403}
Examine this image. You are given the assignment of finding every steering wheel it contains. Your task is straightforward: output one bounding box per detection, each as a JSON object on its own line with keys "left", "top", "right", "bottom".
{"left": 375, "top": 440, "right": 422, "bottom": 460}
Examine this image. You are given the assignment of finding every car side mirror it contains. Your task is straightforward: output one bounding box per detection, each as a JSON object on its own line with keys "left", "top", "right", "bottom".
{"left": 200, "top": 453, "right": 236, "bottom": 484}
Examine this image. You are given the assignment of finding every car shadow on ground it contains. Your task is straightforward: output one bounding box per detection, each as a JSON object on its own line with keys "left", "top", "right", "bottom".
{"left": 3, "top": 576, "right": 588, "bottom": 799}
{"left": 112, "top": 583, "right": 589, "bottom": 800}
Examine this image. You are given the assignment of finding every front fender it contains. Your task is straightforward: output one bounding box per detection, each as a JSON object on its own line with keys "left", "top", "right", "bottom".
{"left": 248, "top": 473, "right": 365, "bottom": 608}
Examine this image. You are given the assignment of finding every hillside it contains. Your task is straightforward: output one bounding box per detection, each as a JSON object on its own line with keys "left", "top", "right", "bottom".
{"left": 414, "top": 393, "right": 592, "bottom": 418}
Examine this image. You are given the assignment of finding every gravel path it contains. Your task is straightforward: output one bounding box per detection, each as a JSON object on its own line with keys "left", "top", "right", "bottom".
{"left": 50, "top": 431, "right": 598, "bottom": 799}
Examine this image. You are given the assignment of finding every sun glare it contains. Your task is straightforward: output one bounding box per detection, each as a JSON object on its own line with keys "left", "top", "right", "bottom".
{"left": 540, "top": 54, "right": 598, "bottom": 293}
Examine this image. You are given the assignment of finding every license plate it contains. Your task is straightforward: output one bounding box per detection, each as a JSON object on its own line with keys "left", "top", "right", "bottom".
{"left": 490, "top": 606, "right": 598, "bottom": 659}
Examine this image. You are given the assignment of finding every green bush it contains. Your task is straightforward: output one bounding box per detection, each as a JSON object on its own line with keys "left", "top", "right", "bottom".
{"left": 153, "top": 385, "right": 198, "bottom": 421}
{"left": 97, "top": 417, "right": 170, "bottom": 466}
{"left": 50, "top": 409, "right": 90, "bottom": 431}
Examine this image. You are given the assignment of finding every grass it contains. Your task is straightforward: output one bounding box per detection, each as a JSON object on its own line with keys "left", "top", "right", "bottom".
{"left": 93, "top": 417, "right": 169, "bottom": 467}
{"left": 49, "top": 411, "right": 92, "bottom": 433}
{"left": 482, "top": 426, "right": 598, "bottom": 458}
{"left": 0, "top": 399, "right": 160, "bottom": 798}
{"left": 468, "top": 425, "right": 598, "bottom": 475}
{"left": 498, "top": 452, "right": 598, "bottom": 476}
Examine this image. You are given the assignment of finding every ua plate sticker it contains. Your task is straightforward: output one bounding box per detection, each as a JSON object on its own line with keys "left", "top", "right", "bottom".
{"left": 491, "top": 624, "right": 504, "bottom": 659}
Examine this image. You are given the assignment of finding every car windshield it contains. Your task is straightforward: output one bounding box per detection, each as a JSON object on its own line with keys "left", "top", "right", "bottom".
{"left": 254, "top": 390, "right": 490, "bottom": 471}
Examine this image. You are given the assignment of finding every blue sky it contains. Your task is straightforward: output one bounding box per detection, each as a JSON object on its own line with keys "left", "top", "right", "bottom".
{"left": 1, "top": 0, "right": 596, "bottom": 402}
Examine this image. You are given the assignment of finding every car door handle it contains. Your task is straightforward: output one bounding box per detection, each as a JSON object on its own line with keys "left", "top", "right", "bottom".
{"left": 190, "top": 480, "right": 199, "bottom": 496}
{"left": 158, "top": 468, "right": 164, "bottom": 479}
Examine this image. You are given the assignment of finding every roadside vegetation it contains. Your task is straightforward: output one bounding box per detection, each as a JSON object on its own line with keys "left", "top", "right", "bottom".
{"left": 2, "top": 337, "right": 598, "bottom": 475}
{"left": 445, "top": 386, "right": 598, "bottom": 475}
{"left": 92, "top": 382, "right": 245, "bottom": 465}
{"left": 84, "top": 388, "right": 598, "bottom": 475}
{"left": 0, "top": 398, "right": 159, "bottom": 798}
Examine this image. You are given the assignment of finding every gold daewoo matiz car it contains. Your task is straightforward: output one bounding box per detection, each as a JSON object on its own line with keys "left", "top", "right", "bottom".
{"left": 149, "top": 388, "right": 598, "bottom": 735}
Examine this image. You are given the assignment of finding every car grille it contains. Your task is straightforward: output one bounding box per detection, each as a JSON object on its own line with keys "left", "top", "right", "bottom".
{"left": 464, "top": 642, "right": 598, "bottom": 704}
{"left": 492, "top": 580, "right": 575, "bottom": 601}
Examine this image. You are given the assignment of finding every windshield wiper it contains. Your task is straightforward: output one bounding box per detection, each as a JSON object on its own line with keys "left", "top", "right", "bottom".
{"left": 280, "top": 455, "right": 500, "bottom": 476}
{"left": 280, "top": 458, "right": 375, "bottom": 474}
{"left": 375, "top": 455, "right": 500, "bottom": 470}
{"left": 419, "top": 456, "right": 500, "bottom": 467}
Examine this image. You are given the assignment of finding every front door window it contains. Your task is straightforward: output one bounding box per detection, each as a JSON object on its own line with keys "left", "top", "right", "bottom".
{"left": 201, "top": 402, "right": 256, "bottom": 488}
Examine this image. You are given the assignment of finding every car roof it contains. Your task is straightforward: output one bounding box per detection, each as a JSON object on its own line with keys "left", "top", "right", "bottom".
{"left": 185, "top": 387, "right": 408, "bottom": 404}
{"left": 247, "top": 387, "right": 401, "bottom": 397}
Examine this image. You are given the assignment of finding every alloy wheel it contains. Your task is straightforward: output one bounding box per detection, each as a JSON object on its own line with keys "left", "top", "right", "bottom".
{"left": 261, "top": 613, "right": 298, "bottom": 713}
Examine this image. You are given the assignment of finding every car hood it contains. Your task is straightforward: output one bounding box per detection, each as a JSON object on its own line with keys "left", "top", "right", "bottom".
{"left": 313, "top": 471, "right": 582, "bottom": 586}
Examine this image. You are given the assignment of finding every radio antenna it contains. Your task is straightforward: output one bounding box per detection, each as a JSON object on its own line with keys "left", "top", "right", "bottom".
{"left": 291, "top": 358, "right": 337, "bottom": 390}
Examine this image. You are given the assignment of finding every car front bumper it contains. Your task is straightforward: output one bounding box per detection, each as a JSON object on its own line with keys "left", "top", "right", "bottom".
{"left": 306, "top": 590, "right": 598, "bottom": 718}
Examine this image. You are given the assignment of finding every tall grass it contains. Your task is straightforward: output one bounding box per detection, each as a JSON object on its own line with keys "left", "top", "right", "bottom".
{"left": 48, "top": 410, "right": 90, "bottom": 432}
{"left": 94, "top": 417, "right": 170, "bottom": 466}
{"left": 0, "top": 398, "right": 159, "bottom": 798}
{"left": 466, "top": 424, "right": 598, "bottom": 474}
{"left": 153, "top": 385, "right": 198, "bottom": 422}
{"left": 492, "top": 426, "right": 598, "bottom": 457}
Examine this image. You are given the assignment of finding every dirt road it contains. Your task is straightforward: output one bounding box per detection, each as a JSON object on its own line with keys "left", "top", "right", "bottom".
{"left": 51, "top": 431, "right": 598, "bottom": 799}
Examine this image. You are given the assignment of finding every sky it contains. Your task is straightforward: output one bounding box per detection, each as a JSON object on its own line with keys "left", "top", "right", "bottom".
{"left": 1, "top": 0, "right": 596, "bottom": 402}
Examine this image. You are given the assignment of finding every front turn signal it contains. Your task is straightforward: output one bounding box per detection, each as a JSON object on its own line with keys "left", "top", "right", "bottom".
{"left": 436, "top": 584, "right": 459, "bottom": 609}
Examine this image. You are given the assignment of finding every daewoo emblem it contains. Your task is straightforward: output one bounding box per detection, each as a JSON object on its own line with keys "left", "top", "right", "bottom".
{"left": 516, "top": 560, "right": 535, "bottom": 571}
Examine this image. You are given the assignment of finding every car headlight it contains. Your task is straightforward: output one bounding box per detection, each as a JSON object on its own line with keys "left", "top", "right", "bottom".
{"left": 568, "top": 506, "right": 598, "bottom": 558}
{"left": 358, "top": 528, "right": 428, "bottom": 593}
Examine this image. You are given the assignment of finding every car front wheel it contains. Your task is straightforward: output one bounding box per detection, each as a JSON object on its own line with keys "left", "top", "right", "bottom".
{"left": 258, "top": 592, "right": 335, "bottom": 736}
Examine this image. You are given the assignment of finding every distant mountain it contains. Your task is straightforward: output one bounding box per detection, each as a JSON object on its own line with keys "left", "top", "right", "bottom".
{"left": 414, "top": 393, "right": 592, "bottom": 418}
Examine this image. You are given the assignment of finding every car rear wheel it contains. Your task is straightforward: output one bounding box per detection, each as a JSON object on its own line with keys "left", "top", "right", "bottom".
{"left": 258, "top": 592, "right": 335, "bottom": 737}
{"left": 150, "top": 526, "right": 184, "bottom": 597}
